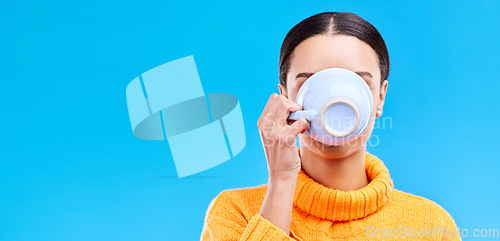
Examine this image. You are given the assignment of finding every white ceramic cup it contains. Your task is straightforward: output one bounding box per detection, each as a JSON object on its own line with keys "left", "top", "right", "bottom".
{"left": 287, "top": 68, "right": 373, "bottom": 146}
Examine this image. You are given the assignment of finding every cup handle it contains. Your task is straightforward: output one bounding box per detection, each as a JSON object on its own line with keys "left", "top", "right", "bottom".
{"left": 287, "top": 109, "right": 316, "bottom": 121}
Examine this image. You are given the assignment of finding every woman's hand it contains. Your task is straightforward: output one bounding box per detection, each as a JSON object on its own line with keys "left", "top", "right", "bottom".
{"left": 257, "top": 93, "right": 309, "bottom": 236}
{"left": 257, "top": 93, "right": 310, "bottom": 180}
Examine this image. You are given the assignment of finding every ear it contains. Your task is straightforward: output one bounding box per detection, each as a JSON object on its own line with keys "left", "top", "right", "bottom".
{"left": 278, "top": 83, "right": 288, "bottom": 97}
{"left": 376, "top": 80, "right": 388, "bottom": 117}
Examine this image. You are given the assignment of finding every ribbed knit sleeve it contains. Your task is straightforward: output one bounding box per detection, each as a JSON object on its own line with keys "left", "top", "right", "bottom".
{"left": 200, "top": 190, "right": 301, "bottom": 241}
{"left": 439, "top": 206, "right": 462, "bottom": 241}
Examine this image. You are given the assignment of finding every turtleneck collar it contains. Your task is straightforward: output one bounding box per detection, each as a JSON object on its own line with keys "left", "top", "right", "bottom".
{"left": 293, "top": 151, "right": 394, "bottom": 222}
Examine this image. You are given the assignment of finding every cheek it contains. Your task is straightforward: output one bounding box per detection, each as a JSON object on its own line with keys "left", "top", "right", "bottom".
{"left": 358, "top": 103, "right": 378, "bottom": 143}
{"left": 356, "top": 89, "right": 379, "bottom": 143}
{"left": 286, "top": 86, "right": 300, "bottom": 102}
{"left": 285, "top": 78, "right": 305, "bottom": 102}
{"left": 370, "top": 88, "right": 380, "bottom": 112}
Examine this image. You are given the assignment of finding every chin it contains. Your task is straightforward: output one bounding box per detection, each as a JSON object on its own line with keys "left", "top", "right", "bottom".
{"left": 299, "top": 133, "right": 363, "bottom": 159}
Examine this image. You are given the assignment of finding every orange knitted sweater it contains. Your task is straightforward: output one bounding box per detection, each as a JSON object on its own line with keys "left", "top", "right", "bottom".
{"left": 201, "top": 152, "right": 461, "bottom": 240}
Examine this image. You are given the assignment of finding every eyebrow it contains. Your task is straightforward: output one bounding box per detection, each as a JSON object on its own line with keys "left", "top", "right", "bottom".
{"left": 295, "top": 71, "right": 373, "bottom": 80}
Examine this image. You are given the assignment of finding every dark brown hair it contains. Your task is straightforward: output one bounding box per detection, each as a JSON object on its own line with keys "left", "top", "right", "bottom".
{"left": 279, "top": 12, "right": 390, "bottom": 86}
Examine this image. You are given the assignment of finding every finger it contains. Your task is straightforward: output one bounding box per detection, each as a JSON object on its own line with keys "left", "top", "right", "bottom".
{"left": 257, "top": 93, "right": 279, "bottom": 126}
{"left": 288, "top": 118, "right": 310, "bottom": 137}
{"left": 274, "top": 95, "right": 303, "bottom": 124}
{"left": 261, "top": 94, "right": 285, "bottom": 125}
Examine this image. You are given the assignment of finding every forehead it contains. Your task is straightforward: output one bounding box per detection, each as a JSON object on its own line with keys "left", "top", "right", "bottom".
{"left": 288, "top": 34, "right": 380, "bottom": 80}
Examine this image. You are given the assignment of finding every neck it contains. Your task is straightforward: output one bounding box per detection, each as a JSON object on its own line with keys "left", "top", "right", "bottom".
{"left": 299, "top": 146, "right": 369, "bottom": 191}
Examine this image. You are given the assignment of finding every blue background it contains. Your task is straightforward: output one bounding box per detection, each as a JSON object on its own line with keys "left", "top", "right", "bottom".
{"left": 1, "top": 0, "right": 499, "bottom": 240}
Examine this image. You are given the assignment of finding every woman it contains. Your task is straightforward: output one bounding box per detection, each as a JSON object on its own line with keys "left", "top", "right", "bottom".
{"left": 201, "top": 12, "right": 460, "bottom": 240}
